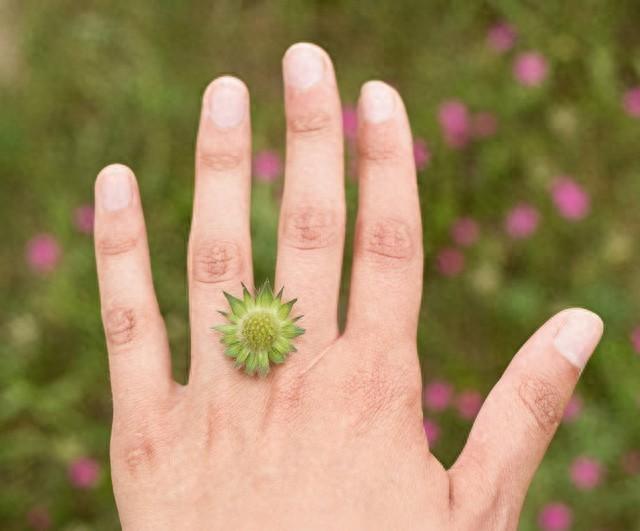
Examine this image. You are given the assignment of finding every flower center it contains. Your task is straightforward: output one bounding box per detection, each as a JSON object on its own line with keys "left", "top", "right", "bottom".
{"left": 241, "top": 311, "right": 278, "bottom": 352}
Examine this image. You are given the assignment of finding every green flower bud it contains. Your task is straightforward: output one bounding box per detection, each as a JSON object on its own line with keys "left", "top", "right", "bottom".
{"left": 213, "top": 280, "right": 305, "bottom": 376}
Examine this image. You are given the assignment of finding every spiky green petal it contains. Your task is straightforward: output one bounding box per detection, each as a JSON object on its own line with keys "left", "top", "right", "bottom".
{"left": 214, "top": 324, "right": 237, "bottom": 335}
{"left": 245, "top": 351, "right": 258, "bottom": 374}
{"left": 256, "top": 351, "right": 269, "bottom": 376}
{"left": 236, "top": 347, "right": 250, "bottom": 365}
{"left": 281, "top": 323, "right": 305, "bottom": 339}
{"left": 273, "top": 335, "right": 290, "bottom": 353}
{"left": 268, "top": 349, "right": 285, "bottom": 364}
{"left": 225, "top": 343, "right": 242, "bottom": 358}
{"left": 242, "top": 284, "right": 251, "bottom": 303}
{"left": 223, "top": 292, "right": 247, "bottom": 318}
{"left": 277, "top": 298, "right": 296, "bottom": 319}
{"left": 223, "top": 332, "right": 239, "bottom": 343}
{"left": 214, "top": 280, "right": 305, "bottom": 377}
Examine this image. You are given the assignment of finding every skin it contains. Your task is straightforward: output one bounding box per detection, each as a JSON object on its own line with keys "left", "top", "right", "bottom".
{"left": 94, "top": 43, "right": 604, "bottom": 530}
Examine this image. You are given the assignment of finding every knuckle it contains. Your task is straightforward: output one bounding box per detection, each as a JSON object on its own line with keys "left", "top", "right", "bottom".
{"left": 103, "top": 307, "right": 142, "bottom": 349}
{"left": 201, "top": 403, "right": 223, "bottom": 451}
{"left": 97, "top": 232, "right": 139, "bottom": 257}
{"left": 288, "top": 109, "right": 332, "bottom": 135}
{"left": 273, "top": 374, "right": 308, "bottom": 418}
{"left": 281, "top": 207, "right": 338, "bottom": 250}
{"left": 113, "top": 435, "right": 157, "bottom": 478}
{"left": 517, "top": 374, "right": 563, "bottom": 433}
{"left": 192, "top": 240, "right": 242, "bottom": 284}
{"left": 123, "top": 439, "right": 156, "bottom": 477}
{"left": 359, "top": 130, "right": 399, "bottom": 162}
{"left": 358, "top": 217, "right": 415, "bottom": 266}
{"left": 111, "top": 405, "right": 176, "bottom": 479}
{"left": 198, "top": 150, "right": 243, "bottom": 172}
{"left": 341, "top": 355, "right": 414, "bottom": 431}
{"left": 261, "top": 373, "right": 310, "bottom": 429}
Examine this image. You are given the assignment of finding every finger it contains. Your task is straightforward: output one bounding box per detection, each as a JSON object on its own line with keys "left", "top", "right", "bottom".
{"left": 449, "top": 308, "right": 603, "bottom": 514}
{"left": 94, "top": 164, "right": 174, "bottom": 416}
{"left": 187, "top": 76, "right": 253, "bottom": 381}
{"left": 275, "top": 42, "right": 345, "bottom": 346}
{"left": 345, "top": 81, "right": 423, "bottom": 343}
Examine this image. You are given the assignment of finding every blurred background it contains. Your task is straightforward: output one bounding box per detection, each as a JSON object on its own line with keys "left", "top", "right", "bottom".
{"left": 1, "top": 1, "right": 640, "bottom": 529}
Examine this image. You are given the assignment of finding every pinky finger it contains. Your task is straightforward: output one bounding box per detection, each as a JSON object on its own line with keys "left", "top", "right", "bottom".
{"left": 94, "top": 164, "right": 174, "bottom": 417}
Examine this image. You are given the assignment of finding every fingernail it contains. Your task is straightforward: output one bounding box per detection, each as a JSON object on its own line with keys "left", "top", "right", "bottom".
{"left": 283, "top": 43, "right": 325, "bottom": 90}
{"left": 553, "top": 309, "right": 604, "bottom": 369}
{"left": 208, "top": 77, "right": 246, "bottom": 129}
{"left": 361, "top": 81, "right": 396, "bottom": 123}
{"left": 99, "top": 166, "right": 132, "bottom": 212}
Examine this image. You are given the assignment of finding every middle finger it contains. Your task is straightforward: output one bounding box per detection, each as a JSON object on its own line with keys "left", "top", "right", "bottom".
{"left": 275, "top": 43, "right": 346, "bottom": 349}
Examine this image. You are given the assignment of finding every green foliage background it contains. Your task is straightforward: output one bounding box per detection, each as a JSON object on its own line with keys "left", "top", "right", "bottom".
{"left": 1, "top": 1, "right": 639, "bottom": 529}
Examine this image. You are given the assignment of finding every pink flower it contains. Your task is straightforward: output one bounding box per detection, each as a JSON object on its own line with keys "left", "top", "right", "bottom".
{"left": 68, "top": 457, "right": 101, "bottom": 489}
{"left": 25, "top": 234, "right": 61, "bottom": 274}
{"left": 505, "top": 203, "right": 540, "bottom": 239}
{"left": 455, "top": 390, "right": 483, "bottom": 420}
{"left": 438, "top": 100, "right": 470, "bottom": 148}
{"left": 562, "top": 394, "right": 583, "bottom": 423}
{"left": 623, "top": 87, "right": 640, "bottom": 118}
{"left": 538, "top": 503, "right": 573, "bottom": 531}
{"left": 423, "top": 418, "right": 441, "bottom": 445}
{"left": 487, "top": 23, "right": 517, "bottom": 53}
{"left": 413, "top": 138, "right": 431, "bottom": 170}
{"left": 621, "top": 451, "right": 640, "bottom": 476}
{"left": 451, "top": 217, "right": 480, "bottom": 247}
{"left": 342, "top": 105, "right": 358, "bottom": 140}
{"left": 436, "top": 248, "right": 465, "bottom": 277}
{"left": 472, "top": 112, "right": 498, "bottom": 138}
{"left": 570, "top": 456, "right": 603, "bottom": 490}
{"left": 630, "top": 327, "right": 640, "bottom": 354}
{"left": 513, "top": 52, "right": 549, "bottom": 87}
{"left": 423, "top": 380, "right": 454, "bottom": 412}
{"left": 74, "top": 204, "right": 94, "bottom": 234}
{"left": 551, "top": 177, "right": 590, "bottom": 221}
{"left": 27, "top": 506, "right": 51, "bottom": 530}
{"left": 253, "top": 150, "right": 282, "bottom": 182}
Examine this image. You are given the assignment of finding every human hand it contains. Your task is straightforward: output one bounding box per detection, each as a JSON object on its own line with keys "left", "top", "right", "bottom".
{"left": 94, "top": 42, "right": 604, "bottom": 530}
